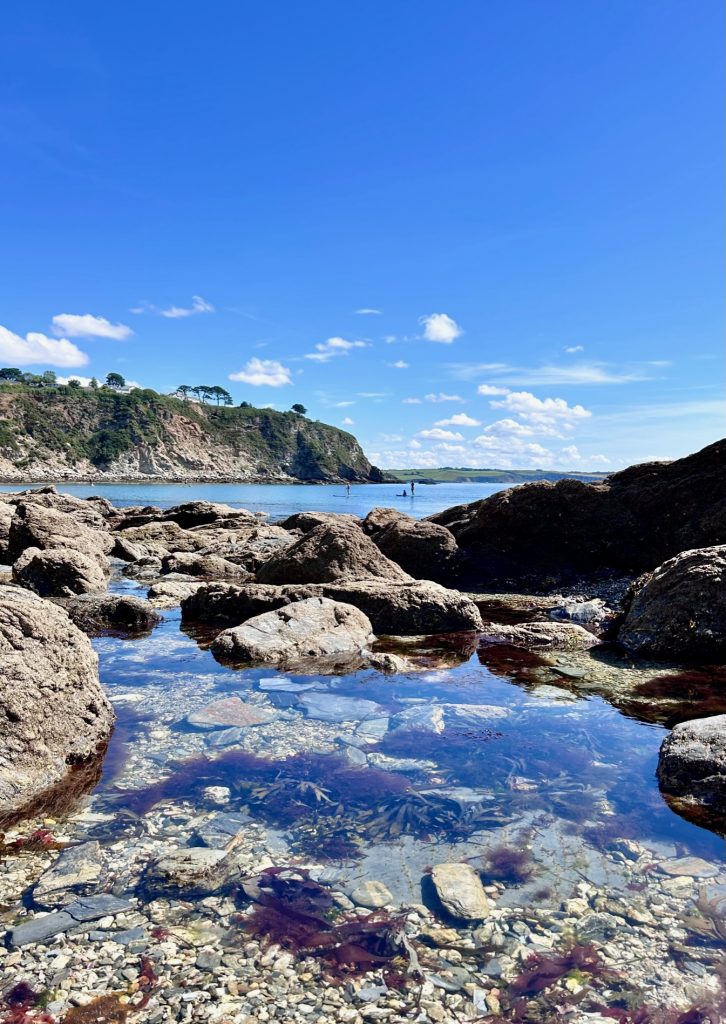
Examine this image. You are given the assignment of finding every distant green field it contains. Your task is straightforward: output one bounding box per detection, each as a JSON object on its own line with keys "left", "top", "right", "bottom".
{"left": 384, "top": 467, "right": 608, "bottom": 484}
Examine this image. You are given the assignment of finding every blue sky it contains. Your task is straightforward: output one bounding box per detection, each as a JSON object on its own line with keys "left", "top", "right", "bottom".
{"left": 0, "top": 1, "right": 723, "bottom": 470}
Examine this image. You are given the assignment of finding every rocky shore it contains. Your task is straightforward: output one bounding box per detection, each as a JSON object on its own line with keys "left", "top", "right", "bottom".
{"left": 0, "top": 440, "right": 724, "bottom": 1023}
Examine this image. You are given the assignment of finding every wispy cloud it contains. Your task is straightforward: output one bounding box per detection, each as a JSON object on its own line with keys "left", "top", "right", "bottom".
{"left": 565, "top": 345, "right": 584, "bottom": 354}
{"left": 477, "top": 384, "right": 510, "bottom": 396}
{"left": 389, "top": 360, "right": 409, "bottom": 369}
{"left": 52, "top": 313, "right": 133, "bottom": 340}
{"left": 131, "top": 295, "right": 215, "bottom": 318}
{"left": 228, "top": 358, "right": 292, "bottom": 387}
{"left": 451, "top": 361, "right": 654, "bottom": 386}
{"left": 419, "top": 312, "right": 463, "bottom": 344}
{"left": 425, "top": 392, "right": 465, "bottom": 403}
{"left": 341, "top": 416, "right": 355, "bottom": 425}
{"left": 418, "top": 427, "right": 465, "bottom": 441}
{"left": 305, "top": 337, "right": 367, "bottom": 363}
{"left": 0, "top": 324, "right": 88, "bottom": 367}
{"left": 354, "top": 308, "right": 382, "bottom": 315}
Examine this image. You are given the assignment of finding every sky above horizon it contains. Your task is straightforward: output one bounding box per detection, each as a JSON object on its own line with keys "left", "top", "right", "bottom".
{"left": 0, "top": 1, "right": 723, "bottom": 471}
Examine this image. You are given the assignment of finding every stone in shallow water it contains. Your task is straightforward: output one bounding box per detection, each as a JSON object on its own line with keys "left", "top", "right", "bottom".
{"left": 350, "top": 879, "right": 393, "bottom": 909}
{"left": 659, "top": 856, "right": 718, "bottom": 878}
{"left": 145, "top": 847, "right": 234, "bottom": 896}
{"left": 7, "top": 912, "right": 75, "bottom": 947}
{"left": 33, "top": 841, "right": 103, "bottom": 908}
{"left": 208, "top": 727, "right": 245, "bottom": 748}
{"left": 441, "top": 703, "right": 510, "bottom": 729}
{"left": 186, "top": 696, "right": 274, "bottom": 729}
{"left": 258, "top": 676, "right": 320, "bottom": 693}
{"left": 430, "top": 863, "right": 490, "bottom": 921}
{"left": 355, "top": 717, "right": 390, "bottom": 741}
{"left": 194, "top": 811, "right": 252, "bottom": 851}
{"left": 298, "top": 691, "right": 383, "bottom": 723}
{"left": 390, "top": 704, "right": 444, "bottom": 734}
{"left": 64, "top": 894, "right": 134, "bottom": 922}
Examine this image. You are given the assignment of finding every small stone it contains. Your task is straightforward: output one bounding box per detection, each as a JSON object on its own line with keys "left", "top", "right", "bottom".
{"left": 430, "top": 863, "right": 490, "bottom": 921}
{"left": 187, "top": 697, "right": 274, "bottom": 729}
{"left": 33, "top": 842, "right": 103, "bottom": 908}
{"left": 64, "top": 894, "right": 134, "bottom": 922}
{"left": 350, "top": 880, "right": 393, "bottom": 909}
{"left": 7, "top": 912, "right": 75, "bottom": 947}
{"left": 145, "top": 847, "right": 234, "bottom": 896}
{"left": 202, "top": 786, "right": 231, "bottom": 805}
{"left": 194, "top": 811, "right": 251, "bottom": 851}
{"left": 659, "top": 857, "right": 718, "bottom": 878}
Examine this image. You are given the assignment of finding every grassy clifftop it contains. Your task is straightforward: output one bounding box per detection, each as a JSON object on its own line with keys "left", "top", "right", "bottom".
{"left": 0, "top": 384, "right": 382, "bottom": 482}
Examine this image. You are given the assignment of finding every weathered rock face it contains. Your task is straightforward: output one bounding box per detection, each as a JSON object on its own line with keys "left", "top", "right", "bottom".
{"left": 182, "top": 579, "right": 483, "bottom": 636}
{"left": 113, "top": 521, "right": 202, "bottom": 559}
{"left": 13, "top": 547, "right": 109, "bottom": 597}
{"left": 63, "top": 594, "right": 161, "bottom": 637}
{"left": 363, "top": 508, "right": 458, "bottom": 583}
{"left": 430, "top": 439, "right": 726, "bottom": 588}
{"left": 279, "top": 511, "right": 360, "bottom": 534}
{"left": 619, "top": 546, "right": 726, "bottom": 659}
{"left": 0, "top": 502, "right": 13, "bottom": 562}
{"left": 160, "top": 551, "right": 253, "bottom": 582}
{"left": 158, "top": 501, "right": 259, "bottom": 530}
{"left": 211, "top": 596, "right": 375, "bottom": 671}
{"left": 322, "top": 580, "right": 482, "bottom": 636}
{"left": 256, "top": 521, "right": 411, "bottom": 585}
{"left": 0, "top": 585, "right": 114, "bottom": 813}
{"left": 658, "top": 715, "right": 726, "bottom": 811}
{"left": 479, "top": 621, "right": 600, "bottom": 651}
{"left": 7, "top": 502, "right": 112, "bottom": 564}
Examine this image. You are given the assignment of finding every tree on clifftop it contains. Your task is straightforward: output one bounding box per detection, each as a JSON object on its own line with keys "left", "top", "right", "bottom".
{"left": 291, "top": 403, "right": 307, "bottom": 415}
{"left": 105, "top": 372, "right": 126, "bottom": 389}
{"left": 0, "top": 368, "right": 22, "bottom": 382}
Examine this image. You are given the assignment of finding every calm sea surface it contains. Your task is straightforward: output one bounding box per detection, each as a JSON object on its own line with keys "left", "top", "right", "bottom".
{"left": 0, "top": 480, "right": 507, "bottom": 519}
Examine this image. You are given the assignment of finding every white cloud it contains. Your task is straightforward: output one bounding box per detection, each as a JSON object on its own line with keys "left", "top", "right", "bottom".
{"left": 565, "top": 345, "right": 584, "bottom": 354}
{"left": 483, "top": 418, "right": 536, "bottom": 437}
{"left": 131, "top": 295, "right": 215, "bottom": 319}
{"left": 341, "top": 416, "right": 354, "bottom": 425}
{"left": 425, "top": 392, "right": 465, "bottom": 403}
{"left": 409, "top": 439, "right": 422, "bottom": 449}
{"left": 477, "top": 383, "right": 511, "bottom": 396}
{"left": 51, "top": 313, "right": 133, "bottom": 340}
{"left": 420, "top": 312, "right": 463, "bottom": 344}
{"left": 435, "top": 412, "right": 481, "bottom": 427}
{"left": 354, "top": 308, "right": 382, "bottom": 315}
{"left": 0, "top": 325, "right": 89, "bottom": 367}
{"left": 418, "top": 427, "right": 465, "bottom": 441}
{"left": 435, "top": 443, "right": 467, "bottom": 453}
{"left": 490, "top": 391, "right": 591, "bottom": 433}
{"left": 333, "top": 400, "right": 356, "bottom": 407}
{"left": 559, "top": 444, "right": 581, "bottom": 461}
{"left": 229, "top": 358, "right": 292, "bottom": 387}
{"left": 402, "top": 397, "right": 422, "bottom": 404}
{"left": 305, "top": 337, "right": 367, "bottom": 363}
{"left": 451, "top": 361, "right": 651, "bottom": 386}
{"left": 390, "top": 360, "right": 409, "bottom": 369}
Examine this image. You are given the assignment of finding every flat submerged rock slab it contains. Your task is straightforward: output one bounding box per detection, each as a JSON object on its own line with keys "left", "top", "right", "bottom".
{"left": 33, "top": 841, "right": 103, "bottom": 908}
{"left": 299, "top": 692, "right": 383, "bottom": 723}
{"left": 186, "top": 696, "right": 274, "bottom": 729}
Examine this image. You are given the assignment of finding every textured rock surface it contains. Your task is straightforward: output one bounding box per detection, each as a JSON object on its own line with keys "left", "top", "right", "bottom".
{"left": 256, "top": 521, "right": 411, "bottom": 585}
{"left": 430, "top": 863, "right": 490, "bottom": 921}
{"left": 211, "top": 596, "right": 375, "bottom": 670}
{"left": 619, "top": 546, "right": 726, "bottom": 658}
{"left": 161, "top": 551, "right": 253, "bottom": 581}
{"left": 430, "top": 439, "right": 726, "bottom": 587}
{"left": 13, "top": 546, "right": 109, "bottom": 597}
{"left": 0, "top": 585, "right": 113, "bottom": 812}
{"left": 187, "top": 697, "right": 274, "bottom": 729}
{"left": 182, "top": 579, "right": 483, "bottom": 636}
{"left": 363, "top": 508, "right": 458, "bottom": 582}
{"left": 279, "top": 511, "right": 360, "bottom": 534}
{"left": 658, "top": 715, "right": 726, "bottom": 810}
{"left": 144, "top": 848, "right": 235, "bottom": 896}
{"left": 7, "top": 501, "right": 112, "bottom": 563}
{"left": 479, "top": 621, "right": 600, "bottom": 651}
{"left": 63, "top": 593, "right": 161, "bottom": 636}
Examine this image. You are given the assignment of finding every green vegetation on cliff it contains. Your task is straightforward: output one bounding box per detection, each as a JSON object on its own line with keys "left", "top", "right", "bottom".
{"left": 0, "top": 383, "right": 381, "bottom": 482}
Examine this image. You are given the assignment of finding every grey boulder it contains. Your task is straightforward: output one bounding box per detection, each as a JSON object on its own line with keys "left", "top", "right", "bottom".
{"left": 658, "top": 714, "right": 726, "bottom": 810}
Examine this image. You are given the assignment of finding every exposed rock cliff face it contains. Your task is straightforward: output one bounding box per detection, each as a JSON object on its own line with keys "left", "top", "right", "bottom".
{"left": 430, "top": 439, "right": 726, "bottom": 589}
{"left": 0, "top": 386, "right": 382, "bottom": 483}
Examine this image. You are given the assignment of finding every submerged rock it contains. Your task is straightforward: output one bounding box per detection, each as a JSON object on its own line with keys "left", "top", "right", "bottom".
{"left": 33, "top": 841, "right": 103, "bottom": 909}
{"left": 658, "top": 714, "right": 726, "bottom": 810}
{"left": 145, "top": 847, "right": 235, "bottom": 896}
{"left": 430, "top": 863, "right": 490, "bottom": 921}
{"left": 211, "top": 597, "right": 375, "bottom": 671}
{"left": 619, "top": 546, "right": 726, "bottom": 659}
{"left": 256, "top": 521, "right": 411, "bottom": 584}
{"left": 63, "top": 593, "right": 161, "bottom": 636}
{"left": 186, "top": 696, "right": 274, "bottom": 729}
{"left": 298, "top": 691, "right": 383, "bottom": 723}
{"left": 0, "top": 585, "right": 113, "bottom": 813}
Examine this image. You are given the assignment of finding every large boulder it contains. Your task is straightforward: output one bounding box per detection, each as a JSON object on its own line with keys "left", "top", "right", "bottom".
{"left": 0, "top": 502, "right": 13, "bottom": 563}
{"left": 160, "top": 551, "right": 253, "bottom": 582}
{"left": 619, "top": 546, "right": 726, "bottom": 659}
{"left": 362, "top": 508, "right": 458, "bottom": 582}
{"left": 112, "top": 521, "right": 202, "bottom": 559}
{"left": 430, "top": 439, "right": 726, "bottom": 588}
{"left": 0, "top": 585, "right": 114, "bottom": 813}
{"left": 64, "top": 594, "right": 161, "bottom": 637}
{"left": 182, "top": 579, "right": 483, "bottom": 636}
{"left": 278, "top": 511, "right": 360, "bottom": 534}
{"left": 256, "top": 521, "right": 411, "bottom": 585}
{"left": 7, "top": 502, "right": 112, "bottom": 564}
{"left": 658, "top": 715, "right": 726, "bottom": 811}
{"left": 13, "top": 547, "right": 109, "bottom": 597}
{"left": 159, "top": 501, "right": 258, "bottom": 530}
{"left": 211, "top": 596, "right": 375, "bottom": 671}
